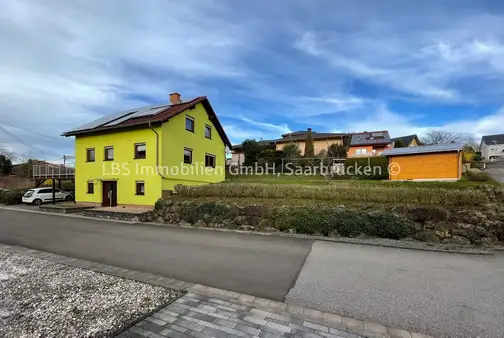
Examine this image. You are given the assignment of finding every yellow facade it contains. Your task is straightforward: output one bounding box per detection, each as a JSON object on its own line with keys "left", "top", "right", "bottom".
{"left": 160, "top": 103, "right": 226, "bottom": 190}
{"left": 388, "top": 152, "right": 462, "bottom": 180}
{"left": 74, "top": 102, "right": 226, "bottom": 206}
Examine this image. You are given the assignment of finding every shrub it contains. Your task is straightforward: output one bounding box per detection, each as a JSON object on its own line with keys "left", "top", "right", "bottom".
{"left": 275, "top": 206, "right": 414, "bottom": 239}
{"left": 154, "top": 198, "right": 165, "bottom": 211}
{"left": 3, "top": 188, "right": 25, "bottom": 205}
{"left": 179, "top": 202, "right": 238, "bottom": 224}
{"left": 175, "top": 183, "right": 489, "bottom": 206}
{"left": 464, "top": 169, "right": 493, "bottom": 182}
{"left": 344, "top": 157, "right": 389, "bottom": 180}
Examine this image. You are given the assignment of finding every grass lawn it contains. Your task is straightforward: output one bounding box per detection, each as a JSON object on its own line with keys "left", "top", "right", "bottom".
{"left": 224, "top": 174, "right": 500, "bottom": 189}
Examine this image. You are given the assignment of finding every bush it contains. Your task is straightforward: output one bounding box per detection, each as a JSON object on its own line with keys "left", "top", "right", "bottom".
{"left": 344, "top": 157, "right": 389, "bottom": 180}
{"left": 275, "top": 206, "right": 414, "bottom": 239}
{"left": 464, "top": 169, "right": 493, "bottom": 182}
{"left": 175, "top": 183, "right": 489, "bottom": 206}
{"left": 179, "top": 202, "right": 239, "bottom": 224}
{"left": 2, "top": 188, "right": 25, "bottom": 205}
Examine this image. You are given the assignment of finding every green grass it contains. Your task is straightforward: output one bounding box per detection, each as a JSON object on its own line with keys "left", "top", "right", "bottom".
{"left": 175, "top": 182, "right": 498, "bottom": 206}
{"left": 224, "top": 174, "right": 501, "bottom": 189}
{"left": 225, "top": 174, "right": 328, "bottom": 185}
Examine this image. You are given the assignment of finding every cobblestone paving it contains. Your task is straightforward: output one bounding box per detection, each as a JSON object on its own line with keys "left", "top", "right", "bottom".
{"left": 118, "top": 292, "right": 364, "bottom": 338}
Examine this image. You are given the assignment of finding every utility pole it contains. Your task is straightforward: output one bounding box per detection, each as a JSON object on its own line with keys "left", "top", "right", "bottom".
{"left": 62, "top": 154, "right": 74, "bottom": 166}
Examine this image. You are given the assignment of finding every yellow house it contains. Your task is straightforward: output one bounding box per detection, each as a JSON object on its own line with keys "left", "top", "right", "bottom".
{"left": 231, "top": 129, "right": 347, "bottom": 164}
{"left": 62, "top": 93, "right": 231, "bottom": 206}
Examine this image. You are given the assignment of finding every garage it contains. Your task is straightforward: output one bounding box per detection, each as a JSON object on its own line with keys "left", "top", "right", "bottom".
{"left": 382, "top": 144, "right": 463, "bottom": 181}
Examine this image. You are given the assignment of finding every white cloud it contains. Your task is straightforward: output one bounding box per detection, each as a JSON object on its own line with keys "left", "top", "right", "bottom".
{"left": 240, "top": 117, "right": 291, "bottom": 134}
{"left": 293, "top": 12, "right": 504, "bottom": 102}
{"left": 0, "top": 0, "right": 252, "bottom": 157}
{"left": 2, "top": 0, "right": 504, "bottom": 159}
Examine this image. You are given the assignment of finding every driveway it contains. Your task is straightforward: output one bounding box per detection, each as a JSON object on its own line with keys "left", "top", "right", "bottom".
{"left": 287, "top": 241, "right": 504, "bottom": 338}
{"left": 0, "top": 209, "right": 311, "bottom": 301}
{"left": 485, "top": 160, "right": 504, "bottom": 182}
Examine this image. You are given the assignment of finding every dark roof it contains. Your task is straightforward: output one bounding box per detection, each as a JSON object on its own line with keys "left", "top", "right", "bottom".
{"left": 391, "top": 134, "right": 419, "bottom": 145}
{"left": 62, "top": 97, "right": 232, "bottom": 148}
{"left": 350, "top": 131, "right": 391, "bottom": 146}
{"left": 481, "top": 134, "right": 504, "bottom": 146}
{"left": 382, "top": 143, "right": 463, "bottom": 156}
{"left": 278, "top": 132, "right": 346, "bottom": 143}
{"left": 232, "top": 132, "right": 347, "bottom": 151}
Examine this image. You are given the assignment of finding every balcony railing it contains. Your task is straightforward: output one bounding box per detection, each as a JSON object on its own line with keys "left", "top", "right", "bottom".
{"left": 32, "top": 165, "right": 75, "bottom": 178}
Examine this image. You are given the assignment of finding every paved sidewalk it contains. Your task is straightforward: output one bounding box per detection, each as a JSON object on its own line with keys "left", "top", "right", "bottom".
{"left": 0, "top": 244, "right": 431, "bottom": 338}
{"left": 120, "top": 291, "right": 364, "bottom": 338}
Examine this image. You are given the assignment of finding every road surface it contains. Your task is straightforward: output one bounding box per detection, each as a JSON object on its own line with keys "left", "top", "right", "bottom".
{"left": 286, "top": 241, "right": 504, "bottom": 338}
{"left": 1, "top": 208, "right": 504, "bottom": 337}
{"left": 0, "top": 208, "right": 311, "bottom": 300}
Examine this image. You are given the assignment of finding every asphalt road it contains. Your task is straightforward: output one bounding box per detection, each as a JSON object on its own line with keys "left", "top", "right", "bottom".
{"left": 286, "top": 241, "right": 504, "bottom": 338}
{"left": 0, "top": 209, "right": 312, "bottom": 301}
{"left": 2, "top": 208, "right": 504, "bottom": 337}
{"left": 485, "top": 159, "right": 504, "bottom": 182}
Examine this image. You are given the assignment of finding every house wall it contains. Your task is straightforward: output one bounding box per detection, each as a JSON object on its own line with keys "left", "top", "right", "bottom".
{"left": 388, "top": 152, "right": 462, "bottom": 181}
{"left": 275, "top": 138, "right": 343, "bottom": 156}
{"left": 231, "top": 152, "right": 245, "bottom": 165}
{"left": 481, "top": 143, "right": 504, "bottom": 160}
{"left": 348, "top": 145, "right": 391, "bottom": 157}
{"left": 160, "top": 102, "right": 226, "bottom": 191}
{"left": 409, "top": 138, "right": 418, "bottom": 146}
{"left": 74, "top": 127, "right": 162, "bottom": 206}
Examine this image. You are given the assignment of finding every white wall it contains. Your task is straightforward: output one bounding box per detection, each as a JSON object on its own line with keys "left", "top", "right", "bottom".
{"left": 481, "top": 143, "right": 504, "bottom": 160}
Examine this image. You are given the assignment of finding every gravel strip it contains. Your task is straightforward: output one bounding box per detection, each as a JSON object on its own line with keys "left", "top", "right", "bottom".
{"left": 0, "top": 252, "right": 180, "bottom": 338}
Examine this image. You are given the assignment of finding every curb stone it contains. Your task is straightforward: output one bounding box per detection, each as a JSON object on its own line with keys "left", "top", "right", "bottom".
{"left": 0, "top": 205, "right": 494, "bottom": 255}
{"left": 0, "top": 243, "right": 435, "bottom": 338}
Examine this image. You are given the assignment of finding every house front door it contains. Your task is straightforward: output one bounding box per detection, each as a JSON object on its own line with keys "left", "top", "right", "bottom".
{"left": 102, "top": 181, "right": 117, "bottom": 207}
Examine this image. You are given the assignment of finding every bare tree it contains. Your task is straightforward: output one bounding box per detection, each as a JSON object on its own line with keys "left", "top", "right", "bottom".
{"left": 0, "top": 146, "right": 18, "bottom": 162}
{"left": 421, "top": 130, "right": 474, "bottom": 145}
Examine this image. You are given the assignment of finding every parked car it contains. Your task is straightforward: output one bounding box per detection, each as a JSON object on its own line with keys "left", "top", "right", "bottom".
{"left": 22, "top": 188, "right": 73, "bottom": 205}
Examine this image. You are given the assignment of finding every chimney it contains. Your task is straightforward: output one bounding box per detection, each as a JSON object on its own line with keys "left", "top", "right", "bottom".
{"left": 169, "top": 92, "right": 181, "bottom": 104}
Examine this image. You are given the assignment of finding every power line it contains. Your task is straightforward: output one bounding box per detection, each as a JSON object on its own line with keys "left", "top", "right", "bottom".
{"left": 0, "top": 120, "right": 61, "bottom": 141}
{"left": 0, "top": 125, "right": 61, "bottom": 157}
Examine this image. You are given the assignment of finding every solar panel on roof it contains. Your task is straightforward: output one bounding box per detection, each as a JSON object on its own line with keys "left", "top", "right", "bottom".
{"left": 149, "top": 104, "right": 170, "bottom": 110}
{"left": 102, "top": 111, "right": 140, "bottom": 127}
{"left": 70, "top": 110, "right": 134, "bottom": 131}
{"left": 69, "top": 103, "right": 172, "bottom": 131}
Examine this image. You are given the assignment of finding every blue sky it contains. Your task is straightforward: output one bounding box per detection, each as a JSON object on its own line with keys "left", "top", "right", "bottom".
{"left": 1, "top": 0, "right": 504, "bottom": 162}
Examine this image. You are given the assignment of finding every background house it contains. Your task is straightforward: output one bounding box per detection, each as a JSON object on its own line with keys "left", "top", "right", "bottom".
{"left": 347, "top": 131, "right": 393, "bottom": 157}
{"left": 231, "top": 129, "right": 348, "bottom": 164}
{"left": 391, "top": 134, "right": 420, "bottom": 147}
{"left": 480, "top": 134, "right": 504, "bottom": 160}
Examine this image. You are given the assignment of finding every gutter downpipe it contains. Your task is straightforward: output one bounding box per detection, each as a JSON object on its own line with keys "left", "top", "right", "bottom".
{"left": 149, "top": 122, "right": 168, "bottom": 179}
{"left": 457, "top": 149, "right": 461, "bottom": 179}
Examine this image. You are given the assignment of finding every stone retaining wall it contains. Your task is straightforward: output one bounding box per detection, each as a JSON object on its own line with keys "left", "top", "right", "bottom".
{"left": 145, "top": 199, "right": 504, "bottom": 245}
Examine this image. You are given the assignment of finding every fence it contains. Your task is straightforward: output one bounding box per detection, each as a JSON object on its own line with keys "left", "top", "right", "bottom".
{"left": 32, "top": 164, "right": 75, "bottom": 178}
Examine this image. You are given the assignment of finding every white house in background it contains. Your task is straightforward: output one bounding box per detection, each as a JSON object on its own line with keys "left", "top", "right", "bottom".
{"left": 480, "top": 134, "right": 504, "bottom": 160}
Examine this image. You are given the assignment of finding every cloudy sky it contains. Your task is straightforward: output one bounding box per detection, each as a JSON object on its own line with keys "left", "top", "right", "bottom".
{"left": 2, "top": 0, "right": 504, "bottom": 162}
